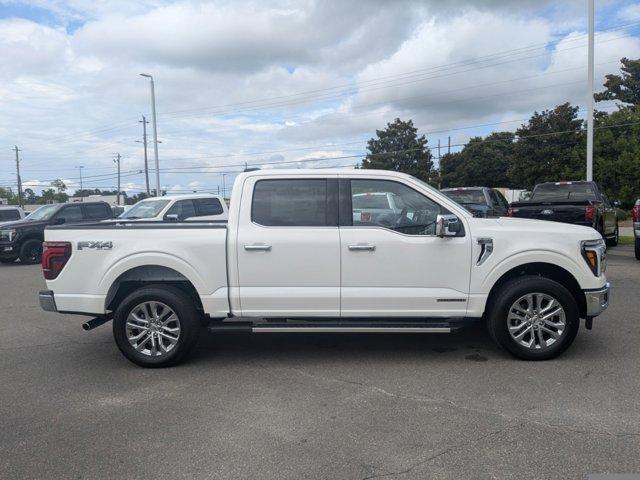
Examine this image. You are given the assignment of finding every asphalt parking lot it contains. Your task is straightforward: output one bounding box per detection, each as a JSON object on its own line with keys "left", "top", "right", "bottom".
{"left": 0, "top": 247, "right": 638, "bottom": 480}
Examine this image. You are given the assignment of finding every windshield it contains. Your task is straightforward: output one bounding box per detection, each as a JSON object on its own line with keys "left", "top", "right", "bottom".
{"left": 119, "top": 199, "right": 170, "bottom": 219}
{"left": 26, "top": 204, "right": 60, "bottom": 221}
{"left": 352, "top": 194, "right": 392, "bottom": 210}
{"left": 442, "top": 189, "right": 486, "bottom": 205}
{"left": 531, "top": 183, "right": 597, "bottom": 201}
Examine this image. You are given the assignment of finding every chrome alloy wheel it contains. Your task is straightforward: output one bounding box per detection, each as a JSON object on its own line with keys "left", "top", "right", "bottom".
{"left": 126, "top": 301, "right": 181, "bottom": 357}
{"left": 507, "top": 293, "right": 566, "bottom": 350}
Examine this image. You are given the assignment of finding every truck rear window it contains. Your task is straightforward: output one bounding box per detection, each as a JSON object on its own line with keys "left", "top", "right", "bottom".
{"left": 531, "top": 183, "right": 597, "bottom": 201}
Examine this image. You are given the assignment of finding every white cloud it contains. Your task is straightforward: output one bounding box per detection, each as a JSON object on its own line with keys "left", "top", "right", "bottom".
{"left": 1, "top": 0, "right": 639, "bottom": 196}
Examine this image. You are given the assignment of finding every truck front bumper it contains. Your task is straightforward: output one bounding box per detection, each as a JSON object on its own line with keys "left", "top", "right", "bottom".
{"left": 584, "top": 282, "right": 610, "bottom": 318}
{"left": 39, "top": 290, "right": 57, "bottom": 312}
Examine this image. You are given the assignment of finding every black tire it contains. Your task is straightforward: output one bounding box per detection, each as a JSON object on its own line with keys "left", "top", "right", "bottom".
{"left": 606, "top": 223, "right": 619, "bottom": 247}
{"left": 486, "top": 276, "right": 579, "bottom": 360}
{"left": 0, "top": 256, "right": 18, "bottom": 264}
{"left": 18, "top": 239, "right": 42, "bottom": 264}
{"left": 635, "top": 238, "right": 640, "bottom": 261}
{"left": 113, "top": 285, "right": 202, "bottom": 368}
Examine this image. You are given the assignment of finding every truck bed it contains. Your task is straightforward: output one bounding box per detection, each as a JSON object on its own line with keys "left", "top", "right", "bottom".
{"left": 44, "top": 220, "right": 229, "bottom": 316}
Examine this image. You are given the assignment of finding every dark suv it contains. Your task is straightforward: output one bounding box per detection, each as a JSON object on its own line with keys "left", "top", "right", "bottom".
{"left": 440, "top": 187, "right": 510, "bottom": 217}
{"left": 0, "top": 202, "right": 112, "bottom": 264}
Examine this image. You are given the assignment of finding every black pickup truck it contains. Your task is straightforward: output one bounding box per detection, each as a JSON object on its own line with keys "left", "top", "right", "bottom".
{"left": 509, "top": 181, "right": 619, "bottom": 246}
{"left": 0, "top": 202, "right": 112, "bottom": 264}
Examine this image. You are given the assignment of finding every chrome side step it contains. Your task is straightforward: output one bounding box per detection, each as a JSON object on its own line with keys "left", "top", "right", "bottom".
{"left": 252, "top": 326, "right": 450, "bottom": 333}
{"left": 207, "top": 320, "right": 462, "bottom": 334}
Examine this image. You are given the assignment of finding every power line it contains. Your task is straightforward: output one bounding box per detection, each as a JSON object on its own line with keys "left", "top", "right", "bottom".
{"left": 159, "top": 20, "right": 640, "bottom": 119}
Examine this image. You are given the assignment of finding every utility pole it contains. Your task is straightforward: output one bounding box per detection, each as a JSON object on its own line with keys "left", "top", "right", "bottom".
{"left": 140, "top": 74, "right": 160, "bottom": 196}
{"left": 76, "top": 166, "right": 84, "bottom": 201}
{"left": 586, "top": 0, "right": 595, "bottom": 181}
{"left": 13, "top": 146, "right": 23, "bottom": 208}
{"left": 438, "top": 139, "right": 441, "bottom": 160}
{"left": 113, "top": 153, "right": 121, "bottom": 205}
{"left": 137, "top": 115, "right": 151, "bottom": 195}
{"left": 448, "top": 136, "right": 451, "bottom": 155}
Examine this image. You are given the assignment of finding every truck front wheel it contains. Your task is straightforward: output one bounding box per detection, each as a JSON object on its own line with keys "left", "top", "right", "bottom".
{"left": 113, "top": 285, "right": 201, "bottom": 368}
{"left": 486, "top": 276, "right": 579, "bottom": 360}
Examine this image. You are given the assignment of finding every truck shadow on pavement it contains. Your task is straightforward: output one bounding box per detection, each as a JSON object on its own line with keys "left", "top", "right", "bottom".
{"left": 191, "top": 323, "right": 504, "bottom": 365}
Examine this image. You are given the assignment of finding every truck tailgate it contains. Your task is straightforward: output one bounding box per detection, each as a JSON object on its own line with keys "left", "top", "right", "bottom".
{"left": 510, "top": 200, "right": 591, "bottom": 224}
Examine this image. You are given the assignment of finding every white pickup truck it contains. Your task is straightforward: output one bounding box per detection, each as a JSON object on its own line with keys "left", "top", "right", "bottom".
{"left": 39, "top": 169, "right": 610, "bottom": 367}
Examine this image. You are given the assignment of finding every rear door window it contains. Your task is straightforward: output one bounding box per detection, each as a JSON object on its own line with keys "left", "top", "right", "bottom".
{"left": 194, "top": 198, "right": 224, "bottom": 216}
{"left": 55, "top": 205, "right": 83, "bottom": 223}
{"left": 252, "top": 179, "right": 329, "bottom": 226}
{"left": 165, "top": 200, "right": 196, "bottom": 220}
{"left": 84, "top": 203, "right": 111, "bottom": 220}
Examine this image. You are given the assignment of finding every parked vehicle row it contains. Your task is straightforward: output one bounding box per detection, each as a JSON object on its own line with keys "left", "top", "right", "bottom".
{"left": 39, "top": 169, "right": 609, "bottom": 367}
{"left": 0, "top": 202, "right": 113, "bottom": 264}
{"left": 0, "top": 194, "right": 228, "bottom": 264}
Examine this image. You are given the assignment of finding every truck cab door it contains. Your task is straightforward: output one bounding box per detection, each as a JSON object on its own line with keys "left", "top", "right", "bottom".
{"left": 235, "top": 175, "right": 340, "bottom": 317}
{"left": 339, "top": 177, "right": 472, "bottom": 317}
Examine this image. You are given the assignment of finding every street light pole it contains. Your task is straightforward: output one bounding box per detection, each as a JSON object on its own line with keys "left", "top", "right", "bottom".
{"left": 140, "top": 73, "right": 161, "bottom": 196}
{"left": 586, "top": 0, "right": 595, "bottom": 181}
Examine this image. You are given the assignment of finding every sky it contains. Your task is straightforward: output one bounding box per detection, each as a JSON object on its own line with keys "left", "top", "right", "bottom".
{"left": 2, "top": 0, "right": 640, "bottom": 197}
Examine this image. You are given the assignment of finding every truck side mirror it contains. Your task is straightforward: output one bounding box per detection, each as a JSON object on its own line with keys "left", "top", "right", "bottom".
{"left": 52, "top": 217, "right": 66, "bottom": 225}
{"left": 165, "top": 214, "right": 179, "bottom": 222}
{"left": 436, "top": 214, "right": 462, "bottom": 237}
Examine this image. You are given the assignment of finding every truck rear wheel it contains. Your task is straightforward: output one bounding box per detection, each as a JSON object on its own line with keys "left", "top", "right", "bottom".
{"left": 486, "top": 276, "right": 579, "bottom": 360}
{"left": 113, "top": 285, "right": 201, "bottom": 368}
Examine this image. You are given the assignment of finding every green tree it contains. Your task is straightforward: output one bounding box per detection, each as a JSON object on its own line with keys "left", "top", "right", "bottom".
{"left": 592, "top": 106, "right": 640, "bottom": 206}
{"left": 23, "top": 188, "right": 37, "bottom": 203}
{"left": 361, "top": 118, "right": 434, "bottom": 182}
{"left": 508, "top": 103, "right": 584, "bottom": 188}
{"left": 594, "top": 57, "right": 640, "bottom": 106}
{"left": 51, "top": 179, "right": 66, "bottom": 194}
{"left": 440, "top": 132, "right": 515, "bottom": 188}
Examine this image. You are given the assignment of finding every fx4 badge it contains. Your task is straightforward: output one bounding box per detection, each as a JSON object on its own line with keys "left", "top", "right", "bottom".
{"left": 77, "top": 241, "right": 113, "bottom": 250}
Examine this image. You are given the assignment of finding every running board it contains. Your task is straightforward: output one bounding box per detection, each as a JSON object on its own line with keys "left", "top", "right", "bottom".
{"left": 208, "top": 321, "right": 462, "bottom": 334}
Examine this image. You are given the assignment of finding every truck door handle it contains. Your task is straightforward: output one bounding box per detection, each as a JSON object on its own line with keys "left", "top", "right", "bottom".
{"left": 244, "top": 244, "right": 272, "bottom": 251}
{"left": 348, "top": 244, "right": 376, "bottom": 251}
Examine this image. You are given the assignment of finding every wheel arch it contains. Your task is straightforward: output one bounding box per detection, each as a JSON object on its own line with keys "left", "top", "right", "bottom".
{"left": 105, "top": 265, "right": 203, "bottom": 314}
{"left": 485, "top": 262, "right": 586, "bottom": 319}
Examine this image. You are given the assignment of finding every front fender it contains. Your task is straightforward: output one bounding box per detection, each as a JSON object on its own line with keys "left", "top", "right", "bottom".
{"left": 477, "top": 249, "right": 598, "bottom": 293}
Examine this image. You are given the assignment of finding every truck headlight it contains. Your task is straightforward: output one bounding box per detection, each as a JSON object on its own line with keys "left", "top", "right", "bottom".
{"left": 0, "top": 229, "right": 16, "bottom": 242}
{"left": 581, "top": 239, "right": 606, "bottom": 276}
